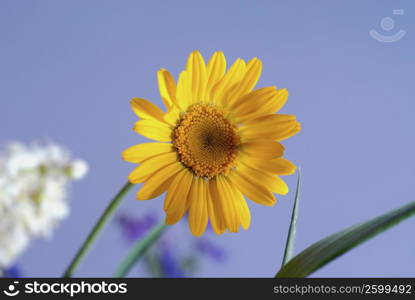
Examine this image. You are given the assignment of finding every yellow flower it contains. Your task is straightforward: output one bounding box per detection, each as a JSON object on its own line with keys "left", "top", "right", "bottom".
{"left": 123, "top": 51, "right": 301, "bottom": 236}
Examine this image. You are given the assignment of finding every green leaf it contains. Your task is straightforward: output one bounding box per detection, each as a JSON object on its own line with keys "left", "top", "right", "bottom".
{"left": 114, "top": 222, "right": 168, "bottom": 277}
{"left": 276, "top": 200, "right": 415, "bottom": 277}
{"left": 281, "top": 168, "right": 301, "bottom": 267}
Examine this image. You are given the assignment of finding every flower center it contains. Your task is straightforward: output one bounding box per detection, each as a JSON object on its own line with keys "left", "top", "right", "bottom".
{"left": 173, "top": 104, "right": 240, "bottom": 178}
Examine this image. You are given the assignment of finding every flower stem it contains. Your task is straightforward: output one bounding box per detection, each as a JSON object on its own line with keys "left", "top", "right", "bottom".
{"left": 63, "top": 181, "right": 134, "bottom": 277}
{"left": 114, "top": 222, "right": 168, "bottom": 277}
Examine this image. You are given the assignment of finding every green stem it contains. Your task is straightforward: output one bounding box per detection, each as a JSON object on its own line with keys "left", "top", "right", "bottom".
{"left": 114, "top": 222, "right": 168, "bottom": 277}
{"left": 63, "top": 182, "right": 134, "bottom": 277}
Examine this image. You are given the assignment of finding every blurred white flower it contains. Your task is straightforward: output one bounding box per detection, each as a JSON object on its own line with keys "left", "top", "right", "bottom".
{"left": 0, "top": 141, "right": 88, "bottom": 269}
{"left": 68, "top": 159, "right": 89, "bottom": 180}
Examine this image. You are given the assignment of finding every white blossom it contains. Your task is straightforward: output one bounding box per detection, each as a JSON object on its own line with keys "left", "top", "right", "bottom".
{"left": 0, "top": 141, "right": 88, "bottom": 269}
{"left": 68, "top": 159, "right": 89, "bottom": 180}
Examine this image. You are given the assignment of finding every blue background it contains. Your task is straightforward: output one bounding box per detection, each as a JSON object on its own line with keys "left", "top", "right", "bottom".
{"left": 1, "top": 0, "right": 414, "bottom": 277}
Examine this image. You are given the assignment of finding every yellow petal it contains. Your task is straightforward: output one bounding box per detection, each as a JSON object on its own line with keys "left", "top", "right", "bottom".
{"left": 134, "top": 119, "right": 172, "bottom": 142}
{"left": 227, "top": 57, "right": 262, "bottom": 105}
{"left": 137, "top": 162, "right": 183, "bottom": 200}
{"left": 238, "top": 161, "right": 289, "bottom": 195}
{"left": 163, "top": 104, "right": 181, "bottom": 126}
{"left": 207, "top": 179, "right": 226, "bottom": 234}
{"left": 164, "top": 169, "right": 194, "bottom": 225}
{"left": 276, "top": 121, "right": 301, "bottom": 141}
{"left": 273, "top": 88, "right": 289, "bottom": 113}
{"left": 122, "top": 143, "right": 173, "bottom": 163}
{"left": 229, "top": 87, "right": 275, "bottom": 120}
{"left": 243, "top": 113, "right": 296, "bottom": 126}
{"left": 206, "top": 51, "right": 226, "bottom": 99}
{"left": 240, "top": 139, "right": 284, "bottom": 159}
{"left": 157, "top": 69, "right": 177, "bottom": 108}
{"left": 239, "top": 114, "right": 300, "bottom": 141}
{"left": 128, "top": 152, "right": 177, "bottom": 183}
{"left": 212, "top": 176, "right": 239, "bottom": 232}
{"left": 230, "top": 87, "right": 289, "bottom": 123}
{"left": 240, "top": 155, "right": 297, "bottom": 175}
{"left": 176, "top": 70, "right": 192, "bottom": 110}
{"left": 229, "top": 170, "right": 276, "bottom": 206}
{"left": 131, "top": 98, "right": 166, "bottom": 122}
{"left": 186, "top": 50, "right": 207, "bottom": 103}
{"left": 188, "top": 177, "right": 209, "bottom": 236}
{"left": 274, "top": 176, "right": 289, "bottom": 195}
{"left": 164, "top": 168, "right": 187, "bottom": 211}
{"left": 211, "top": 58, "right": 246, "bottom": 105}
{"left": 229, "top": 182, "right": 251, "bottom": 230}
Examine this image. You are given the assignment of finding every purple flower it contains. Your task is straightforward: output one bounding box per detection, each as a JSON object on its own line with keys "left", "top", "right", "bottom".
{"left": 116, "top": 213, "right": 157, "bottom": 243}
{"left": 159, "top": 242, "right": 185, "bottom": 278}
{"left": 3, "top": 265, "right": 21, "bottom": 278}
{"left": 116, "top": 212, "right": 227, "bottom": 277}
{"left": 195, "top": 239, "right": 226, "bottom": 262}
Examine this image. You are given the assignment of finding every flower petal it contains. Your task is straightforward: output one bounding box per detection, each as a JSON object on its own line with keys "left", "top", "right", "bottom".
{"left": 277, "top": 121, "right": 302, "bottom": 141}
{"left": 206, "top": 51, "right": 226, "bottom": 99}
{"left": 240, "top": 139, "right": 284, "bottom": 160}
{"left": 134, "top": 119, "right": 172, "bottom": 142}
{"left": 163, "top": 104, "right": 181, "bottom": 126}
{"left": 211, "top": 58, "right": 246, "bottom": 105}
{"left": 229, "top": 169, "right": 276, "bottom": 206}
{"left": 273, "top": 88, "right": 289, "bottom": 113}
{"left": 128, "top": 152, "right": 177, "bottom": 183}
{"left": 188, "top": 177, "right": 209, "bottom": 236}
{"left": 186, "top": 50, "right": 207, "bottom": 103}
{"left": 131, "top": 98, "right": 166, "bottom": 122}
{"left": 240, "top": 155, "right": 297, "bottom": 175}
{"left": 207, "top": 179, "right": 226, "bottom": 234}
{"left": 229, "top": 87, "right": 275, "bottom": 120}
{"left": 211, "top": 176, "right": 239, "bottom": 232}
{"left": 157, "top": 69, "right": 177, "bottom": 108}
{"left": 230, "top": 87, "right": 289, "bottom": 123}
{"left": 122, "top": 143, "right": 173, "bottom": 163}
{"left": 274, "top": 176, "right": 289, "bottom": 195}
{"left": 176, "top": 70, "right": 192, "bottom": 110}
{"left": 227, "top": 57, "right": 262, "bottom": 105}
{"left": 164, "top": 168, "right": 194, "bottom": 225}
{"left": 137, "top": 162, "right": 183, "bottom": 200}
{"left": 243, "top": 113, "right": 296, "bottom": 126}
{"left": 238, "top": 161, "right": 289, "bottom": 195}
{"left": 229, "top": 182, "right": 251, "bottom": 230}
{"left": 239, "top": 114, "right": 301, "bottom": 141}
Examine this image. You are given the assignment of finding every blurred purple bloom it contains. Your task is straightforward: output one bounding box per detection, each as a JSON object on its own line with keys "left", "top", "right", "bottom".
{"left": 195, "top": 239, "right": 226, "bottom": 262}
{"left": 3, "top": 265, "right": 21, "bottom": 278}
{"left": 116, "top": 213, "right": 157, "bottom": 243}
{"left": 159, "top": 243, "right": 185, "bottom": 278}
{"left": 116, "top": 212, "right": 227, "bottom": 277}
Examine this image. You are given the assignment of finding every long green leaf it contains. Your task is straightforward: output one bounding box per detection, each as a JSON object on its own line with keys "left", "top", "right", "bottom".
{"left": 276, "top": 200, "right": 415, "bottom": 277}
{"left": 281, "top": 168, "right": 301, "bottom": 267}
{"left": 114, "top": 222, "right": 168, "bottom": 277}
